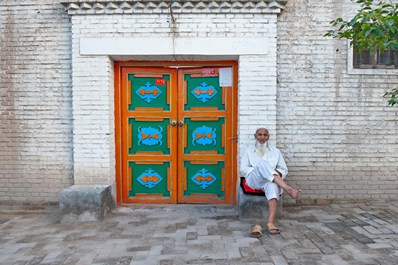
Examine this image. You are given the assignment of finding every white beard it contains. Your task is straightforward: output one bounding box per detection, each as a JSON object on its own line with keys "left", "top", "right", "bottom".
{"left": 255, "top": 141, "right": 268, "bottom": 157}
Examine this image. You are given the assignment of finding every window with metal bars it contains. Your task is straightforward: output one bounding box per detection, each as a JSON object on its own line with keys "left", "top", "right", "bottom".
{"left": 353, "top": 47, "right": 398, "bottom": 69}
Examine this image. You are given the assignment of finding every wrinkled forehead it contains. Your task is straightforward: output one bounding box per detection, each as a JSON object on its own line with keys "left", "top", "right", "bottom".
{"left": 255, "top": 128, "right": 269, "bottom": 135}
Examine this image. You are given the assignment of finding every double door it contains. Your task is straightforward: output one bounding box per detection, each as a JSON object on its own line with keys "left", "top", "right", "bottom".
{"left": 116, "top": 63, "right": 237, "bottom": 204}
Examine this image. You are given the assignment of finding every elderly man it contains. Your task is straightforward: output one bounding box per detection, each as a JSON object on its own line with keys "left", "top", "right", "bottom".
{"left": 240, "top": 127, "right": 301, "bottom": 236}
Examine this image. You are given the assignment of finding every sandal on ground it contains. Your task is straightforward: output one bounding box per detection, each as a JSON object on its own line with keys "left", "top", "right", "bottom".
{"left": 251, "top": 224, "right": 263, "bottom": 237}
{"left": 267, "top": 223, "right": 280, "bottom": 234}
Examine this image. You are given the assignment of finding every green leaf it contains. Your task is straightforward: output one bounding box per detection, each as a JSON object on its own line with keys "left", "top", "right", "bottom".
{"left": 387, "top": 99, "right": 397, "bottom": 106}
{"left": 387, "top": 18, "right": 395, "bottom": 25}
{"left": 391, "top": 43, "right": 398, "bottom": 49}
{"left": 364, "top": 28, "right": 373, "bottom": 37}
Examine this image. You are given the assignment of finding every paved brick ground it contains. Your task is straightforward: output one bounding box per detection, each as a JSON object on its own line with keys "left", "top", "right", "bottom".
{"left": 0, "top": 201, "right": 397, "bottom": 265}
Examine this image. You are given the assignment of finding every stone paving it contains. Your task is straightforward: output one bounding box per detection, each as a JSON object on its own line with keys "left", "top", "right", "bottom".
{"left": 0, "top": 201, "right": 397, "bottom": 265}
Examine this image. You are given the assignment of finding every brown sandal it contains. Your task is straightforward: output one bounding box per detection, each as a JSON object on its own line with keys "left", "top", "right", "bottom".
{"left": 251, "top": 224, "right": 263, "bottom": 237}
{"left": 267, "top": 223, "right": 280, "bottom": 234}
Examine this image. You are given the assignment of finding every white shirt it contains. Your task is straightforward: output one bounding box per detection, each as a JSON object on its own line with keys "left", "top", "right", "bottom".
{"left": 240, "top": 143, "right": 288, "bottom": 179}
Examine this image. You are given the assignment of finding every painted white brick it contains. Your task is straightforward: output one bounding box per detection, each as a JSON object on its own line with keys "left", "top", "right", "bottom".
{"left": 2, "top": 0, "right": 396, "bottom": 205}
{"left": 0, "top": 0, "right": 73, "bottom": 204}
{"left": 277, "top": 2, "right": 397, "bottom": 204}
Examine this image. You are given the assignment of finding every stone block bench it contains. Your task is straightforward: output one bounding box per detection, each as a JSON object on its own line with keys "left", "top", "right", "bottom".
{"left": 58, "top": 185, "right": 115, "bottom": 223}
{"left": 238, "top": 185, "right": 282, "bottom": 220}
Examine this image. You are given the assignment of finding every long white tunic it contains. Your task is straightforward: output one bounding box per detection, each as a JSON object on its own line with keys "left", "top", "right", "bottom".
{"left": 240, "top": 143, "right": 288, "bottom": 180}
{"left": 240, "top": 144, "right": 288, "bottom": 195}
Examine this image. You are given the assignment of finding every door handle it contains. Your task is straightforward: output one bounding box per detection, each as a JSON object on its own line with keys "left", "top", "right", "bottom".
{"left": 171, "top": 120, "right": 177, "bottom": 126}
{"left": 178, "top": 120, "right": 184, "bottom": 127}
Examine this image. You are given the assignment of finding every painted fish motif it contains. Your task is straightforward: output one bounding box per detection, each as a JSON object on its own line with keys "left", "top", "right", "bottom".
{"left": 191, "top": 168, "right": 216, "bottom": 189}
{"left": 137, "top": 169, "right": 163, "bottom": 188}
{"left": 191, "top": 82, "right": 217, "bottom": 102}
{"left": 192, "top": 126, "right": 216, "bottom": 146}
{"left": 136, "top": 82, "right": 162, "bottom": 103}
{"left": 138, "top": 126, "right": 163, "bottom": 146}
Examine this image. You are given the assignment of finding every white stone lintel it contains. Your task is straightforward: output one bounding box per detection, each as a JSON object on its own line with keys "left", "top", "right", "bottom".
{"left": 80, "top": 37, "right": 269, "bottom": 56}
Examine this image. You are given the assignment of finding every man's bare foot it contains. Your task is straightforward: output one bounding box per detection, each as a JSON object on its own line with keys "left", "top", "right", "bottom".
{"left": 286, "top": 188, "right": 301, "bottom": 199}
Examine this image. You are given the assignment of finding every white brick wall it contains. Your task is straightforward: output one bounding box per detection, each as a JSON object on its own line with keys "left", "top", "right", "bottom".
{"left": 70, "top": 12, "right": 279, "bottom": 187}
{"left": 0, "top": 0, "right": 73, "bottom": 203}
{"left": 71, "top": 55, "right": 115, "bottom": 185}
{"left": 238, "top": 55, "right": 278, "bottom": 145}
{"left": 1, "top": 0, "right": 396, "bottom": 204}
{"left": 277, "top": 0, "right": 398, "bottom": 204}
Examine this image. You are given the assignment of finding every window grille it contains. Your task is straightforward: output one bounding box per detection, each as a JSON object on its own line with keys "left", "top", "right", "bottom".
{"left": 353, "top": 47, "right": 398, "bottom": 69}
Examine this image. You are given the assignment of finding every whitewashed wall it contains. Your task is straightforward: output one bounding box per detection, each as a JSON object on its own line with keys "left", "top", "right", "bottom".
{"left": 1, "top": 0, "right": 397, "bottom": 204}
{"left": 69, "top": 11, "right": 279, "bottom": 185}
{"left": 277, "top": 0, "right": 398, "bottom": 204}
{"left": 0, "top": 0, "right": 73, "bottom": 203}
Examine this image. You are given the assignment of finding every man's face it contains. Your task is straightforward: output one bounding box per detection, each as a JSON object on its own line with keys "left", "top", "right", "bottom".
{"left": 254, "top": 129, "right": 269, "bottom": 144}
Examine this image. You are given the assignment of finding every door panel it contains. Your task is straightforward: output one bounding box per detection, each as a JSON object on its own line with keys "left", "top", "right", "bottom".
{"left": 117, "top": 64, "right": 236, "bottom": 205}
{"left": 121, "top": 68, "right": 178, "bottom": 203}
{"left": 128, "top": 161, "right": 171, "bottom": 197}
{"left": 183, "top": 74, "right": 225, "bottom": 110}
{"left": 182, "top": 160, "right": 225, "bottom": 197}
{"left": 177, "top": 68, "right": 232, "bottom": 204}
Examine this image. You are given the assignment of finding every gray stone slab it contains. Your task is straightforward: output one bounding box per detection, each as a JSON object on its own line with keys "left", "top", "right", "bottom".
{"left": 58, "top": 185, "right": 115, "bottom": 223}
{"left": 238, "top": 188, "right": 282, "bottom": 220}
{"left": 1, "top": 201, "right": 398, "bottom": 265}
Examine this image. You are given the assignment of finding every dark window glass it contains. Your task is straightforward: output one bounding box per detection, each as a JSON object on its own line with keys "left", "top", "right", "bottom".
{"left": 353, "top": 47, "right": 398, "bottom": 69}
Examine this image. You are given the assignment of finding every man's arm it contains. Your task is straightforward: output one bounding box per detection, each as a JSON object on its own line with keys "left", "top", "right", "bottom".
{"left": 240, "top": 146, "right": 254, "bottom": 177}
{"left": 275, "top": 151, "right": 288, "bottom": 179}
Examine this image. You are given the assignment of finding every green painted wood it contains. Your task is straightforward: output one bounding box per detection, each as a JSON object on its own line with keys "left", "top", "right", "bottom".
{"left": 183, "top": 161, "right": 225, "bottom": 197}
{"left": 128, "top": 74, "right": 170, "bottom": 110}
{"left": 128, "top": 118, "right": 170, "bottom": 155}
{"left": 184, "top": 118, "right": 225, "bottom": 154}
{"left": 129, "top": 161, "right": 171, "bottom": 197}
{"left": 184, "top": 74, "right": 225, "bottom": 110}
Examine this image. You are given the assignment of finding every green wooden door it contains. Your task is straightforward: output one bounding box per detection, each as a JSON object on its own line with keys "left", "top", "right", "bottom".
{"left": 177, "top": 68, "right": 235, "bottom": 204}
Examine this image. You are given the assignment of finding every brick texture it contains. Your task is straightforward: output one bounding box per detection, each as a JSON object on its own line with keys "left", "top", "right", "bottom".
{"left": 0, "top": 0, "right": 73, "bottom": 203}
{"left": 1, "top": 0, "right": 397, "bottom": 204}
{"left": 70, "top": 12, "right": 278, "bottom": 184}
{"left": 277, "top": 0, "right": 398, "bottom": 204}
